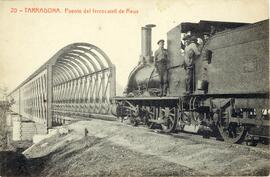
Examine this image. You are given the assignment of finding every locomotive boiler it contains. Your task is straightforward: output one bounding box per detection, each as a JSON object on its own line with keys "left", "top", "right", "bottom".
{"left": 114, "top": 19, "right": 269, "bottom": 145}
{"left": 125, "top": 24, "right": 161, "bottom": 96}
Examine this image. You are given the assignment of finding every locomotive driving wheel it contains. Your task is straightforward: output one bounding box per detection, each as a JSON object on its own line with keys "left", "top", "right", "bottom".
{"left": 143, "top": 106, "right": 156, "bottom": 129}
{"left": 216, "top": 107, "right": 247, "bottom": 144}
{"left": 160, "top": 107, "right": 177, "bottom": 133}
{"left": 190, "top": 97, "right": 203, "bottom": 126}
{"left": 128, "top": 105, "right": 140, "bottom": 126}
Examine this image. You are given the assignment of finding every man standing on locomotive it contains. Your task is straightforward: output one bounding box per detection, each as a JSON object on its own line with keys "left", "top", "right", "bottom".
{"left": 154, "top": 39, "right": 168, "bottom": 96}
{"left": 182, "top": 35, "right": 202, "bottom": 94}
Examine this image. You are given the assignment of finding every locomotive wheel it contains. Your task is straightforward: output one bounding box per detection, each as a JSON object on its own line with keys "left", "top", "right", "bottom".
{"left": 130, "top": 116, "right": 139, "bottom": 126}
{"left": 142, "top": 106, "right": 156, "bottom": 129}
{"left": 128, "top": 105, "right": 140, "bottom": 126}
{"left": 177, "top": 114, "right": 185, "bottom": 131}
{"left": 191, "top": 111, "right": 202, "bottom": 126}
{"left": 217, "top": 109, "right": 247, "bottom": 144}
{"left": 160, "top": 109, "right": 177, "bottom": 133}
{"left": 146, "top": 119, "right": 155, "bottom": 129}
{"left": 142, "top": 113, "right": 154, "bottom": 129}
{"left": 160, "top": 115, "right": 177, "bottom": 133}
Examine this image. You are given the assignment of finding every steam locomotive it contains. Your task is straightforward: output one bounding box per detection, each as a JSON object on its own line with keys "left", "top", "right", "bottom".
{"left": 113, "top": 20, "right": 269, "bottom": 145}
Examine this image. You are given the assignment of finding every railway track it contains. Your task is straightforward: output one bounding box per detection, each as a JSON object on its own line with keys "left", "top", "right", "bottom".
{"left": 57, "top": 113, "right": 269, "bottom": 150}
{"left": 169, "top": 132, "right": 269, "bottom": 151}
{"left": 150, "top": 128, "right": 269, "bottom": 151}
{"left": 69, "top": 115, "right": 269, "bottom": 152}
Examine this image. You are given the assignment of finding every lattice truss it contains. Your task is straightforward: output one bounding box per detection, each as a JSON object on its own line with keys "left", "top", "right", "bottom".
{"left": 8, "top": 69, "right": 47, "bottom": 123}
{"left": 21, "top": 70, "right": 47, "bottom": 124}
{"left": 52, "top": 43, "right": 116, "bottom": 120}
{"left": 9, "top": 43, "right": 116, "bottom": 126}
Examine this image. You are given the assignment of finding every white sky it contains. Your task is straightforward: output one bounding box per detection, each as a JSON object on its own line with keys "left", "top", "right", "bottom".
{"left": 0, "top": 0, "right": 268, "bottom": 95}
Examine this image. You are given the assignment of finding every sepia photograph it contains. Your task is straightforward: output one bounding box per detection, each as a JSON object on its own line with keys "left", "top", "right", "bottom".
{"left": 0, "top": 0, "right": 269, "bottom": 176}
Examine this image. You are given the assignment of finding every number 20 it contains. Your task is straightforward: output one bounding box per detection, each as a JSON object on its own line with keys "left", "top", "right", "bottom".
{"left": 10, "top": 8, "right": 17, "bottom": 13}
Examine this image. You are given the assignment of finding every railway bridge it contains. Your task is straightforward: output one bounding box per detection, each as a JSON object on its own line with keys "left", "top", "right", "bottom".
{"left": 8, "top": 43, "right": 116, "bottom": 138}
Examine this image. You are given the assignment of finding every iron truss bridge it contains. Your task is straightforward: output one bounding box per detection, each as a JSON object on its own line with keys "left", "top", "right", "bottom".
{"left": 8, "top": 43, "right": 116, "bottom": 129}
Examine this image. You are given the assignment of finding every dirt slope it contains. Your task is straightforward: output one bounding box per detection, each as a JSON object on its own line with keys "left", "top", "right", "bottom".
{"left": 24, "top": 130, "right": 199, "bottom": 176}
{"left": 23, "top": 119, "right": 270, "bottom": 176}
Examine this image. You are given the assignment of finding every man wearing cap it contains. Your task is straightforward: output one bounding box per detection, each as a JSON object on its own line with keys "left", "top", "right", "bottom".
{"left": 183, "top": 35, "right": 201, "bottom": 94}
{"left": 154, "top": 39, "right": 168, "bottom": 96}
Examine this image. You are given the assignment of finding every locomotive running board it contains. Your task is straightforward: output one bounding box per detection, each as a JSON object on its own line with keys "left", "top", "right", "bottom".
{"left": 114, "top": 92, "right": 268, "bottom": 100}
{"left": 114, "top": 96, "right": 180, "bottom": 100}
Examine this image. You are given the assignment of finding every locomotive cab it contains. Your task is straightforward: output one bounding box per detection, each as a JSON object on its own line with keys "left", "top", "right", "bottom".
{"left": 167, "top": 20, "right": 249, "bottom": 95}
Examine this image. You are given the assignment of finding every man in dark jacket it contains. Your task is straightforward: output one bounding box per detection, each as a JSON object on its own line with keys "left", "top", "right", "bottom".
{"left": 183, "top": 35, "right": 201, "bottom": 94}
{"left": 154, "top": 39, "right": 168, "bottom": 96}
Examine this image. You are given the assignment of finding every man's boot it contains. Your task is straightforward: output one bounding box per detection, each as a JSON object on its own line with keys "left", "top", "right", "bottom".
{"left": 163, "top": 84, "right": 168, "bottom": 96}
{"left": 159, "top": 85, "right": 163, "bottom": 97}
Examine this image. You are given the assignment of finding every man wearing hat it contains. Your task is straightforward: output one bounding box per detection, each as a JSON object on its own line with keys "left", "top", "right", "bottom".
{"left": 154, "top": 39, "right": 168, "bottom": 96}
{"left": 182, "top": 35, "right": 201, "bottom": 94}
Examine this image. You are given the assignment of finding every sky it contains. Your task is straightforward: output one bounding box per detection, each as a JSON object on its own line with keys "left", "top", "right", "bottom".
{"left": 0, "top": 0, "right": 268, "bottom": 95}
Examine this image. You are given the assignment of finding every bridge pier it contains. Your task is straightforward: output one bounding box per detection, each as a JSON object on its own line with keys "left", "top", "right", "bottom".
{"left": 9, "top": 113, "right": 47, "bottom": 142}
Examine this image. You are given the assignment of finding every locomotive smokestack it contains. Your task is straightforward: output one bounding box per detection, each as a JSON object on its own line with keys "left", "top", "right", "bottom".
{"left": 140, "top": 24, "right": 156, "bottom": 64}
